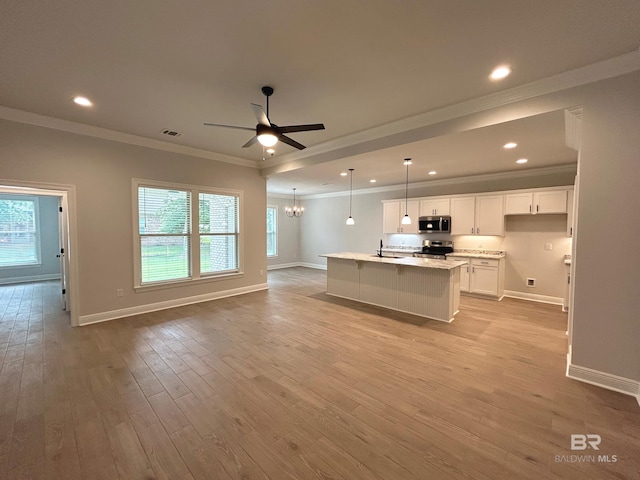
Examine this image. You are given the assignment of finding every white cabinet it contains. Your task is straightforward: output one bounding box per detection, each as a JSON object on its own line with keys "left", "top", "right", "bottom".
{"left": 451, "top": 195, "right": 504, "bottom": 236}
{"left": 419, "top": 198, "right": 450, "bottom": 216}
{"left": 383, "top": 200, "right": 420, "bottom": 234}
{"left": 505, "top": 190, "right": 568, "bottom": 215}
{"left": 456, "top": 257, "right": 504, "bottom": 298}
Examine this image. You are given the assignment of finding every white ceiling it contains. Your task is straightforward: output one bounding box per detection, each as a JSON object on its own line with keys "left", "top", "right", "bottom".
{"left": 2, "top": 1, "right": 639, "bottom": 194}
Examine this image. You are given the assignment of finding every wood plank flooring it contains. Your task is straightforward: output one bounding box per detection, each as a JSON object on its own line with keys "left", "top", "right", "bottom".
{"left": 0, "top": 268, "right": 638, "bottom": 479}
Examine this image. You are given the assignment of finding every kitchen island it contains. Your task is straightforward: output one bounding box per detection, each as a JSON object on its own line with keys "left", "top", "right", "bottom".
{"left": 320, "top": 252, "right": 468, "bottom": 323}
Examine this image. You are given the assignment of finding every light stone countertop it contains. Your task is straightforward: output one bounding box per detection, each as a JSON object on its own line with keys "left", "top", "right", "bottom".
{"left": 448, "top": 250, "right": 506, "bottom": 259}
{"left": 320, "top": 252, "right": 468, "bottom": 270}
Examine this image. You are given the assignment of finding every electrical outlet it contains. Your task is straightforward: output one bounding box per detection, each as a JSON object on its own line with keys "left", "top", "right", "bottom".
{"left": 116, "top": 289, "right": 124, "bottom": 297}
{"left": 259, "top": 270, "right": 264, "bottom": 276}
{"left": 545, "top": 243, "right": 552, "bottom": 251}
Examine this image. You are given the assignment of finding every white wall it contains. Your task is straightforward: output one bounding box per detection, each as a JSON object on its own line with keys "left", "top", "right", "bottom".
{"left": 0, "top": 119, "right": 267, "bottom": 320}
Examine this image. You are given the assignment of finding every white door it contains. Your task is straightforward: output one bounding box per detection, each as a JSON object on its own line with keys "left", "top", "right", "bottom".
{"left": 58, "top": 196, "right": 70, "bottom": 310}
{"left": 383, "top": 202, "right": 400, "bottom": 234}
{"left": 470, "top": 265, "right": 499, "bottom": 296}
{"left": 475, "top": 195, "right": 504, "bottom": 236}
{"left": 459, "top": 260, "right": 470, "bottom": 292}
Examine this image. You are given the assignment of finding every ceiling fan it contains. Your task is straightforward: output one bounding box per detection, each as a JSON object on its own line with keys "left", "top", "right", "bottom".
{"left": 204, "top": 86, "right": 325, "bottom": 150}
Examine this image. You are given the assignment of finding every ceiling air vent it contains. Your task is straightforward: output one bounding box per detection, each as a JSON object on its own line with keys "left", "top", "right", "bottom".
{"left": 160, "top": 129, "right": 183, "bottom": 137}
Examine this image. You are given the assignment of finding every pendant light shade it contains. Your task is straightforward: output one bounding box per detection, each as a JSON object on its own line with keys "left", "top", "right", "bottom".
{"left": 284, "top": 188, "right": 304, "bottom": 218}
{"left": 346, "top": 168, "right": 355, "bottom": 225}
{"left": 402, "top": 158, "right": 412, "bottom": 225}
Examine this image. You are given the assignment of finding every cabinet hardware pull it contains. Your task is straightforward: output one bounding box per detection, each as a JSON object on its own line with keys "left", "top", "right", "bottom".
{"left": 536, "top": 204, "right": 539, "bottom": 212}
{"left": 529, "top": 204, "right": 532, "bottom": 213}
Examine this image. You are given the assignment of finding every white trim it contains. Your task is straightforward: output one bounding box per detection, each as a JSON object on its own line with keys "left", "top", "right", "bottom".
{"left": 0, "top": 274, "right": 61, "bottom": 285}
{"left": 267, "top": 262, "right": 301, "bottom": 270}
{"left": 300, "top": 262, "right": 327, "bottom": 270}
{"left": 503, "top": 290, "right": 564, "bottom": 307}
{"left": 79, "top": 283, "right": 268, "bottom": 326}
{"left": 267, "top": 262, "right": 327, "bottom": 271}
{"left": 567, "top": 363, "right": 640, "bottom": 405}
{"left": 0, "top": 106, "right": 258, "bottom": 169}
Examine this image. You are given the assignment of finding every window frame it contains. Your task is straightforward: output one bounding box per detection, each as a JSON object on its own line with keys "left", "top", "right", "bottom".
{"left": 0, "top": 194, "right": 42, "bottom": 269}
{"left": 266, "top": 205, "right": 278, "bottom": 258}
{"left": 132, "top": 179, "right": 243, "bottom": 291}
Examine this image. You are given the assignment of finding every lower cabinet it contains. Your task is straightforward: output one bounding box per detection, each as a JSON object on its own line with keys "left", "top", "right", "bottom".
{"left": 456, "top": 257, "right": 505, "bottom": 299}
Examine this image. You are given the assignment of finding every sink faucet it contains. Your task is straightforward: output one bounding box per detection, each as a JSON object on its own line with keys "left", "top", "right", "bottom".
{"left": 378, "top": 239, "right": 383, "bottom": 257}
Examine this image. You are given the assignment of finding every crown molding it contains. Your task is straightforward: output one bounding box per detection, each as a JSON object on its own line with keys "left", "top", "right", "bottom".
{"left": 0, "top": 106, "right": 259, "bottom": 169}
{"left": 292, "top": 164, "right": 577, "bottom": 199}
{"left": 260, "top": 49, "right": 640, "bottom": 176}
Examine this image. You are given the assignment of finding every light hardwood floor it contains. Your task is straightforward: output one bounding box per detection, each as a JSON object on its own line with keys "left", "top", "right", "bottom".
{"left": 1, "top": 268, "right": 638, "bottom": 480}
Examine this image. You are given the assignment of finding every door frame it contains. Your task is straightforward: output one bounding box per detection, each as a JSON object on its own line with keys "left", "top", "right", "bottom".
{"left": 0, "top": 179, "right": 80, "bottom": 326}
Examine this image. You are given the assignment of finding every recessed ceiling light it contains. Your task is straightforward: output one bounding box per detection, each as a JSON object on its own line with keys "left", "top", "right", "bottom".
{"left": 428, "top": 171, "right": 437, "bottom": 175}
{"left": 369, "top": 179, "right": 377, "bottom": 183}
{"left": 490, "top": 65, "right": 511, "bottom": 81}
{"left": 266, "top": 148, "right": 275, "bottom": 154}
{"left": 503, "top": 142, "right": 517, "bottom": 149}
{"left": 73, "top": 96, "right": 93, "bottom": 107}
{"left": 516, "top": 158, "right": 528, "bottom": 164}
{"left": 340, "top": 172, "right": 348, "bottom": 176}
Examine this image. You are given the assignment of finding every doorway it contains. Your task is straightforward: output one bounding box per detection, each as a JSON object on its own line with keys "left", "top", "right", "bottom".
{"left": 0, "top": 180, "right": 79, "bottom": 326}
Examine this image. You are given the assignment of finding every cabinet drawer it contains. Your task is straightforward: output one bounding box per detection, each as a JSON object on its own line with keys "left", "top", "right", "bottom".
{"left": 471, "top": 258, "right": 500, "bottom": 267}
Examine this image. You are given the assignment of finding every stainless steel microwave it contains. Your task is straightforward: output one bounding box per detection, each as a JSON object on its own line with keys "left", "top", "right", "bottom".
{"left": 418, "top": 215, "right": 451, "bottom": 233}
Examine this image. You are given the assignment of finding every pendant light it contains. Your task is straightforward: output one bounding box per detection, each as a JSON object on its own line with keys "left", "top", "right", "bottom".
{"left": 284, "top": 188, "right": 304, "bottom": 218}
{"left": 401, "top": 158, "right": 412, "bottom": 225}
{"left": 346, "top": 168, "right": 355, "bottom": 225}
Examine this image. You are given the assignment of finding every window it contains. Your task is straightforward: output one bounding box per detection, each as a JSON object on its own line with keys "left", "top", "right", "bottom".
{"left": 134, "top": 180, "right": 241, "bottom": 287}
{"left": 0, "top": 195, "right": 40, "bottom": 268}
{"left": 266, "top": 205, "right": 277, "bottom": 257}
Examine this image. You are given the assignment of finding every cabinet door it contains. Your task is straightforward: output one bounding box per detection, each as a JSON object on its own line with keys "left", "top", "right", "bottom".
{"left": 475, "top": 195, "right": 504, "bottom": 236}
{"left": 459, "top": 261, "right": 470, "bottom": 292}
{"left": 470, "top": 265, "right": 499, "bottom": 296}
{"left": 504, "top": 193, "right": 533, "bottom": 215}
{"left": 450, "top": 197, "right": 476, "bottom": 235}
{"left": 400, "top": 200, "right": 420, "bottom": 234}
{"left": 534, "top": 190, "right": 567, "bottom": 214}
{"left": 420, "top": 198, "right": 449, "bottom": 216}
{"left": 383, "top": 202, "right": 401, "bottom": 234}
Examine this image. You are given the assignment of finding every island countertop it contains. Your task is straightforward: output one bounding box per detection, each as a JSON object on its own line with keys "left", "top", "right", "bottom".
{"left": 319, "top": 252, "right": 468, "bottom": 270}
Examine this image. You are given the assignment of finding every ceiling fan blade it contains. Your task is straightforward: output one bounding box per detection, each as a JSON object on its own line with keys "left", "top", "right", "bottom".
{"left": 277, "top": 123, "right": 325, "bottom": 134}
{"left": 278, "top": 134, "right": 306, "bottom": 150}
{"left": 250, "top": 103, "right": 271, "bottom": 126}
{"left": 242, "top": 136, "right": 259, "bottom": 148}
{"left": 203, "top": 122, "right": 254, "bottom": 132}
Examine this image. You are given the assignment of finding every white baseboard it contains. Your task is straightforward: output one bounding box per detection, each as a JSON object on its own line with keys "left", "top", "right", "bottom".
{"left": 503, "top": 290, "right": 563, "bottom": 306}
{"left": 0, "top": 274, "right": 61, "bottom": 285}
{"left": 567, "top": 363, "right": 640, "bottom": 406}
{"left": 299, "top": 262, "right": 327, "bottom": 270}
{"left": 79, "top": 283, "right": 268, "bottom": 326}
{"left": 267, "top": 262, "right": 327, "bottom": 271}
{"left": 267, "top": 262, "right": 301, "bottom": 270}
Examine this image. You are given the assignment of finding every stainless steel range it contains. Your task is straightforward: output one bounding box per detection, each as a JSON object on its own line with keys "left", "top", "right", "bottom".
{"left": 414, "top": 240, "right": 454, "bottom": 260}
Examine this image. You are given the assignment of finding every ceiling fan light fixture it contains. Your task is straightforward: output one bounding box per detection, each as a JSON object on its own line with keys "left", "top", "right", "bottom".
{"left": 257, "top": 133, "right": 278, "bottom": 147}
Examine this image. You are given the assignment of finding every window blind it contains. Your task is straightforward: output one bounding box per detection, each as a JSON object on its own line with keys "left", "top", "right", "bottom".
{"left": 199, "top": 193, "right": 239, "bottom": 274}
{"left": 0, "top": 196, "right": 39, "bottom": 267}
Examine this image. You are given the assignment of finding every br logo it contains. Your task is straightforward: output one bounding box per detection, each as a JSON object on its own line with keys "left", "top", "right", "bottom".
{"left": 571, "top": 434, "right": 601, "bottom": 450}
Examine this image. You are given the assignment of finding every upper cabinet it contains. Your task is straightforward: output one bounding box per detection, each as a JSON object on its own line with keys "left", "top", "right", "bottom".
{"left": 383, "top": 200, "right": 420, "bottom": 234}
{"left": 505, "top": 189, "right": 568, "bottom": 215}
{"left": 451, "top": 195, "right": 504, "bottom": 236}
{"left": 419, "top": 198, "right": 450, "bottom": 216}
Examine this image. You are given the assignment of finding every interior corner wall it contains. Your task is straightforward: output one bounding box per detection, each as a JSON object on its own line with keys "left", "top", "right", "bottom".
{"left": 266, "top": 195, "right": 301, "bottom": 267}
{"left": 569, "top": 71, "right": 640, "bottom": 383}
{"left": 0, "top": 119, "right": 267, "bottom": 321}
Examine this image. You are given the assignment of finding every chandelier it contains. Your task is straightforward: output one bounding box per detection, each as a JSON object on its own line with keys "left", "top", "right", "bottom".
{"left": 285, "top": 188, "right": 304, "bottom": 218}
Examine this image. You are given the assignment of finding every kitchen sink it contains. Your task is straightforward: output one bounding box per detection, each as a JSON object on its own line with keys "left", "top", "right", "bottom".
{"left": 370, "top": 254, "right": 403, "bottom": 259}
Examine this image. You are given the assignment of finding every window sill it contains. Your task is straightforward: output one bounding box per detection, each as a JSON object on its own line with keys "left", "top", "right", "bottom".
{"left": 134, "top": 271, "right": 244, "bottom": 293}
